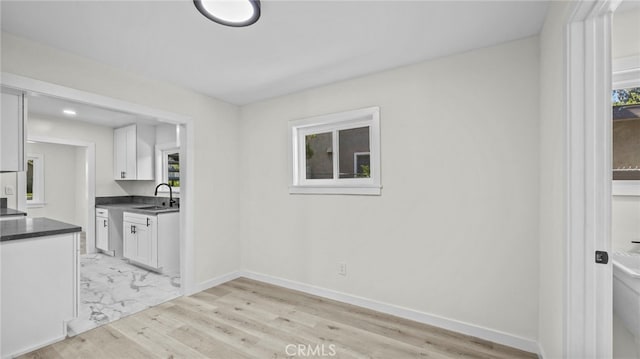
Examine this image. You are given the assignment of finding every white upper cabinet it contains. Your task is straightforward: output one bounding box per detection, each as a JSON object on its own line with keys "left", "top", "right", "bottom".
{"left": 114, "top": 124, "right": 155, "bottom": 180}
{"left": 1, "top": 89, "right": 25, "bottom": 172}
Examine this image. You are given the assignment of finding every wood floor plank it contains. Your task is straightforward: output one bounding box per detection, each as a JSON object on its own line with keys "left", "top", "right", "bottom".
{"left": 20, "top": 278, "right": 537, "bottom": 359}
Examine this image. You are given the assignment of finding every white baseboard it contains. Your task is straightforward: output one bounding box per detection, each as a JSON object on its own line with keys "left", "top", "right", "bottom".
{"left": 236, "top": 270, "right": 540, "bottom": 354}
{"left": 537, "top": 342, "right": 546, "bottom": 359}
{"left": 188, "top": 270, "right": 242, "bottom": 295}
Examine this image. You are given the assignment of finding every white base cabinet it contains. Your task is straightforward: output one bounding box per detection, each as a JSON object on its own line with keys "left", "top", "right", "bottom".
{"left": 123, "top": 211, "right": 179, "bottom": 274}
{"left": 95, "top": 208, "right": 109, "bottom": 253}
{"left": 1, "top": 233, "right": 79, "bottom": 358}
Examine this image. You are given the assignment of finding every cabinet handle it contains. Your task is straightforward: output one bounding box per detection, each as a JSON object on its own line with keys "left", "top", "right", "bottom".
{"left": 121, "top": 171, "right": 125, "bottom": 179}
{"left": 103, "top": 219, "right": 107, "bottom": 227}
{"left": 131, "top": 225, "right": 136, "bottom": 234}
{"left": 146, "top": 218, "right": 150, "bottom": 227}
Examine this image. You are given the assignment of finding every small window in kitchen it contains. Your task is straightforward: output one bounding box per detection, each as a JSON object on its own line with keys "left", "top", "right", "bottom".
{"left": 289, "top": 107, "right": 381, "bottom": 195}
{"left": 26, "top": 153, "right": 45, "bottom": 207}
{"left": 162, "top": 148, "right": 180, "bottom": 191}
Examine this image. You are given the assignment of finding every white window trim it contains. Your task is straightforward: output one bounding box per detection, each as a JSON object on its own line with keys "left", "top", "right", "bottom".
{"left": 155, "top": 143, "right": 180, "bottom": 193}
{"left": 26, "top": 153, "right": 45, "bottom": 208}
{"left": 611, "top": 55, "right": 640, "bottom": 196}
{"left": 288, "top": 106, "right": 381, "bottom": 195}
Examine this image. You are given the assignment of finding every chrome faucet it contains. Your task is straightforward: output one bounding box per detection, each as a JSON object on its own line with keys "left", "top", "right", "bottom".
{"left": 154, "top": 183, "right": 176, "bottom": 207}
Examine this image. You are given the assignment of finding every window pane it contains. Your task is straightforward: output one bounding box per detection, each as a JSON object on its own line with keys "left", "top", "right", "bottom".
{"left": 26, "top": 159, "right": 34, "bottom": 200}
{"left": 339, "top": 127, "right": 370, "bottom": 178}
{"left": 613, "top": 87, "right": 640, "bottom": 180}
{"left": 167, "top": 152, "right": 180, "bottom": 187}
{"left": 305, "top": 132, "right": 333, "bottom": 179}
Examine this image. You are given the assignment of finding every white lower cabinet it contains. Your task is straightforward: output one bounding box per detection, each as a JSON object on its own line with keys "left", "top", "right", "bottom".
{"left": 123, "top": 211, "right": 178, "bottom": 274}
{"left": 1, "top": 233, "right": 79, "bottom": 358}
{"left": 95, "top": 209, "right": 109, "bottom": 252}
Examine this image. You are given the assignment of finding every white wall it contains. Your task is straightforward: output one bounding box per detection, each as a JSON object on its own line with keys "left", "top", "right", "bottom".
{"left": 0, "top": 172, "right": 18, "bottom": 209}
{"left": 28, "top": 115, "right": 129, "bottom": 197}
{"left": 75, "top": 146, "right": 87, "bottom": 232}
{"left": 537, "top": 2, "right": 572, "bottom": 358}
{"left": 1, "top": 32, "right": 241, "bottom": 285}
{"left": 613, "top": 8, "right": 640, "bottom": 60}
{"left": 240, "top": 37, "right": 540, "bottom": 341}
{"left": 25, "top": 142, "right": 80, "bottom": 227}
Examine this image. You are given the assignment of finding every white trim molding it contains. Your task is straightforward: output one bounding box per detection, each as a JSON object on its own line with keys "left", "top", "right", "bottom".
{"left": 189, "top": 270, "right": 540, "bottom": 354}
{"left": 564, "top": 1, "right": 616, "bottom": 357}
{"left": 238, "top": 271, "right": 540, "bottom": 355}
{"left": 190, "top": 271, "right": 243, "bottom": 295}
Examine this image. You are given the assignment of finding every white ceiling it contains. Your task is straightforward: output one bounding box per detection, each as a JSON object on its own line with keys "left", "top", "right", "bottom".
{"left": 28, "top": 94, "right": 158, "bottom": 128}
{"left": 1, "top": 1, "right": 549, "bottom": 105}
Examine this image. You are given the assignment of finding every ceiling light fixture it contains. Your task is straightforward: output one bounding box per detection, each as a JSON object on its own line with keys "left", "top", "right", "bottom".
{"left": 194, "top": 0, "right": 260, "bottom": 27}
{"left": 63, "top": 109, "right": 77, "bottom": 116}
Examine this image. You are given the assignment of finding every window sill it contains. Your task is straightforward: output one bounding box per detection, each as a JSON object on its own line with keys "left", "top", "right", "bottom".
{"left": 155, "top": 188, "right": 181, "bottom": 194}
{"left": 289, "top": 185, "right": 381, "bottom": 195}
{"left": 26, "top": 202, "right": 46, "bottom": 208}
{"left": 613, "top": 181, "right": 640, "bottom": 196}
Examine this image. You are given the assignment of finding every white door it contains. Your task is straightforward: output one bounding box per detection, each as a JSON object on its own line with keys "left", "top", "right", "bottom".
{"left": 95, "top": 216, "right": 108, "bottom": 251}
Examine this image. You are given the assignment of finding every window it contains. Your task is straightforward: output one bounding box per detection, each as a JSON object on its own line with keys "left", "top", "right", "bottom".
{"left": 289, "top": 107, "right": 381, "bottom": 195}
{"left": 26, "top": 153, "right": 44, "bottom": 206}
{"left": 612, "top": 87, "right": 640, "bottom": 181}
{"left": 612, "top": 57, "right": 640, "bottom": 196}
{"left": 156, "top": 146, "right": 180, "bottom": 192}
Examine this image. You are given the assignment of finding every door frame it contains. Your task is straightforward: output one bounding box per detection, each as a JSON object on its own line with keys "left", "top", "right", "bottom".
{"left": 564, "top": 0, "right": 619, "bottom": 357}
{"left": 0, "top": 72, "right": 196, "bottom": 295}
{"left": 22, "top": 136, "right": 96, "bottom": 254}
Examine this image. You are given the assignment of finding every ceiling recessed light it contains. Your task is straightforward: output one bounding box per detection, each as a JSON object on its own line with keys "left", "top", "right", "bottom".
{"left": 194, "top": 0, "right": 260, "bottom": 27}
{"left": 63, "top": 109, "right": 77, "bottom": 116}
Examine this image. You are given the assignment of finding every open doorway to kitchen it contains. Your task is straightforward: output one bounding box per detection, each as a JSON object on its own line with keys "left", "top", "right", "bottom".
{"left": 1, "top": 74, "right": 194, "bottom": 339}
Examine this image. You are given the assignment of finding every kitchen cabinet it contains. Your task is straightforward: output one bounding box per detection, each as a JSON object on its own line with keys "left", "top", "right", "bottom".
{"left": 1, "top": 232, "right": 79, "bottom": 358}
{"left": 95, "top": 208, "right": 109, "bottom": 253}
{"left": 1, "top": 88, "right": 25, "bottom": 172}
{"left": 114, "top": 124, "right": 155, "bottom": 180}
{"left": 123, "top": 211, "right": 179, "bottom": 274}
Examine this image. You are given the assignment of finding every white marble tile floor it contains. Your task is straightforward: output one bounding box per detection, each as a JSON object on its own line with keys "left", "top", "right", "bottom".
{"left": 67, "top": 253, "right": 181, "bottom": 336}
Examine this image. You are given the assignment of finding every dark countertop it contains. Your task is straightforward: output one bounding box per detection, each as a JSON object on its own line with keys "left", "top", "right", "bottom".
{"left": 96, "top": 203, "right": 179, "bottom": 215}
{"left": 0, "top": 208, "right": 27, "bottom": 217}
{"left": 1, "top": 217, "right": 82, "bottom": 242}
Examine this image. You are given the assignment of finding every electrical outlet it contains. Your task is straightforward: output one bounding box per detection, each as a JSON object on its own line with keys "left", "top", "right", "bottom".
{"left": 338, "top": 263, "right": 347, "bottom": 276}
{"left": 4, "top": 186, "right": 14, "bottom": 195}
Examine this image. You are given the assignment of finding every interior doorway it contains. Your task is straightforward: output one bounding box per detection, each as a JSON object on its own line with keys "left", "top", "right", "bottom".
{"left": 0, "top": 73, "right": 195, "bottom": 336}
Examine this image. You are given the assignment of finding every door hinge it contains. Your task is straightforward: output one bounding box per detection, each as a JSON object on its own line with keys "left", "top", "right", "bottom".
{"left": 595, "top": 251, "right": 609, "bottom": 264}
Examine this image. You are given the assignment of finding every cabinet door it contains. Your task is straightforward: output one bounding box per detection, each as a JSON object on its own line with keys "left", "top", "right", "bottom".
{"left": 114, "top": 125, "right": 137, "bottom": 179}
{"left": 114, "top": 127, "right": 127, "bottom": 179}
{"left": 135, "top": 216, "right": 157, "bottom": 268}
{"left": 1, "top": 91, "right": 24, "bottom": 172}
{"left": 95, "top": 217, "right": 109, "bottom": 251}
{"left": 124, "top": 126, "right": 137, "bottom": 179}
{"left": 123, "top": 221, "right": 136, "bottom": 260}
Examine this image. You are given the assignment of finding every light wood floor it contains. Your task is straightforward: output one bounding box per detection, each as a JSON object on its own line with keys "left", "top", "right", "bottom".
{"left": 22, "top": 278, "right": 537, "bottom": 359}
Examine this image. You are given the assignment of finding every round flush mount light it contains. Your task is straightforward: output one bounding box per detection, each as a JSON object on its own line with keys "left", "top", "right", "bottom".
{"left": 194, "top": 0, "right": 260, "bottom": 27}
{"left": 62, "top": 109, "right": 77, "bottom": 116}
